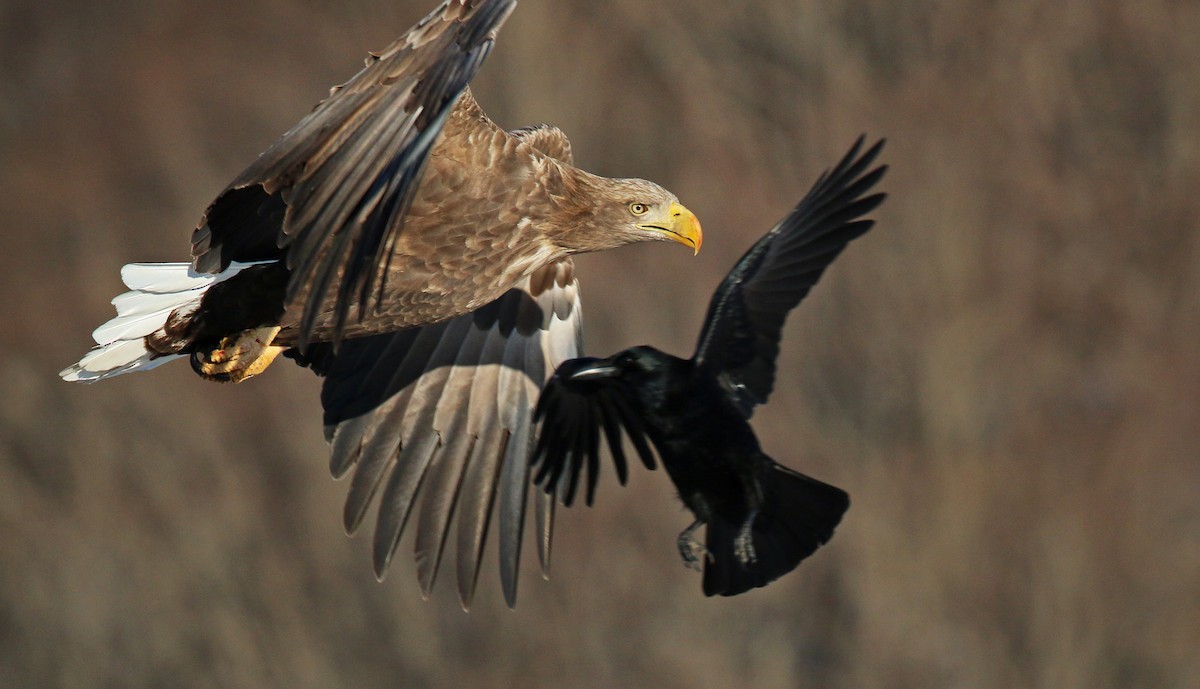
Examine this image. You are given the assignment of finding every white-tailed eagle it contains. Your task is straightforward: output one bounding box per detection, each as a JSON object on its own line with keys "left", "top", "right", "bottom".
{"left": 61, "top": 0, "right": 701, "bottom": 609}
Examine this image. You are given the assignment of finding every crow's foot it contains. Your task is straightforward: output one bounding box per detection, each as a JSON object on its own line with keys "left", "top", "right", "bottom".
{"left": 734, "top": 510, "right": 759, "bottom": 566}
{"left": 677, "top": 520, "right": 711, "bottom": 571}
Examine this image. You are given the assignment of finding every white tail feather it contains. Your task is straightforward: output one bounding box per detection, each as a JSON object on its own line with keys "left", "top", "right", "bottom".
{"left": 111, "top": 287, "right": 200, "bottom": 317}
{"left": 61, "top": 260, "right": 276, "bottom": 383}
{"left": 91, "top": 300, "right": 200, "bottom": 345}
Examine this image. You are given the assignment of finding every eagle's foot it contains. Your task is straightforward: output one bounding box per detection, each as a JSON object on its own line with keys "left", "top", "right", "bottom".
{"left": 193, "top": 326, "right": 284, "bottom": 383}
{"left": 677, "top": 520, "right": 711, "bottom": 571}
{"left": 734, "top": 510, "right": 759, "bottom": 566}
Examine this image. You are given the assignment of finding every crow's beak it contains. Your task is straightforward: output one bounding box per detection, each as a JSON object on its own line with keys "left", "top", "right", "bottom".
{"left": 565, "top": 361, "right": 619, "bottom": 381}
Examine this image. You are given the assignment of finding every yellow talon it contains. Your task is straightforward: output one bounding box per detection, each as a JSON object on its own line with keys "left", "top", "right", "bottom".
{"left": 194, "top": 326, "right": 284, "bottom": 383}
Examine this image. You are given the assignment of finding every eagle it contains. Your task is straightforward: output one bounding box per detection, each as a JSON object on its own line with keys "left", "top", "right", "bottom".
{"left": 60, "top": 0, "right": 701, "bottom": 608}
{"left": 531, "top": 137, "right": 886, "bottom": 596}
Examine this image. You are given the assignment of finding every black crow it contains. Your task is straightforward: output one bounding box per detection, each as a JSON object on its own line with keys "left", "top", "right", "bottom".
{"left": 531, "top": 137, "right": 886, "bottom": 596}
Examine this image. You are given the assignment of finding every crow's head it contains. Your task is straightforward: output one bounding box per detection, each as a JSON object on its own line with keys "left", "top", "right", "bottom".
{"left": 560, "top": 346, "right": 673, "bottom": 383}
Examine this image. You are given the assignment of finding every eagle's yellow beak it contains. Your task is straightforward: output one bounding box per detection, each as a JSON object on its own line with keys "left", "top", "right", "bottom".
{"left": 639, "top": 201, "right": 703, "bottom": 254}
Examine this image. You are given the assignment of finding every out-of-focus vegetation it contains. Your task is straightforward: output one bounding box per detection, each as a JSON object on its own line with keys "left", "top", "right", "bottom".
{"left": 2, "top": 1, "right": 1197, "bottom": 687}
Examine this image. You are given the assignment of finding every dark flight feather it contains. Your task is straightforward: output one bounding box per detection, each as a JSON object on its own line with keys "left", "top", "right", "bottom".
{"left": 693, "top": 135, "right": 887, "bottom": 416}
{"left": 191, "top": 0, "right": 516, "bottom": 347}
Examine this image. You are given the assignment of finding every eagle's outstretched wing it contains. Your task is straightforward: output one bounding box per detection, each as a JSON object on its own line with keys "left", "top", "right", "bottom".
{"left": 191, "top": 0, "right": 517, "bottom": 347}
{"left": 291, "top": 259, "right": 581, "bottom": 609}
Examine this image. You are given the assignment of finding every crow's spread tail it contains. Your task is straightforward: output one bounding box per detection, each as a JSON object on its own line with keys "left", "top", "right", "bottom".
{"left": 702, "top": 462, "right": 849, "bottom": 596}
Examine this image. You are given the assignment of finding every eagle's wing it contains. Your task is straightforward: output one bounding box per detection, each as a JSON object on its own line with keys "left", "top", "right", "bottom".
{"left": 692, "top": 137, "right": 887, "bottom": 416}
{"left": 190, "top": 0, "right": 517, "bottom": 346}
{"left": 529, "top": 359, "right": 658, "bottom": 509}
{"left": 292, "top": 259, "right": 582, "bottom": 610}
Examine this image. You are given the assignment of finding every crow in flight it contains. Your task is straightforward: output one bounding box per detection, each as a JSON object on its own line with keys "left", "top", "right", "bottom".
{"left": 531, "top": 137, "right": 886, "bottom": 596}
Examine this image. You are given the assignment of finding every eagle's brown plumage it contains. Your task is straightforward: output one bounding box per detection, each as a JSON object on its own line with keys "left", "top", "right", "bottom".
{"left": 61, "top": 0, "right": 701, "bottom": 609}
{"left": 187, "top": 30, "right": 699, "bottom": 351}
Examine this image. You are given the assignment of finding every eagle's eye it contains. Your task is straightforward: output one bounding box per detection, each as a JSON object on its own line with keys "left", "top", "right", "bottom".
{"left": 629, "top": 202, "right": 649, "bottom": 216}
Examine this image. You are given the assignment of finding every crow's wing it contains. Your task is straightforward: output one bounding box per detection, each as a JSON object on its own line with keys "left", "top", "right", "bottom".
{"left": 530, "top": 360, "right": 658, "bottom": 509}
{"left": 290, "top": 259, "right": 581, "bottom": 610}
{"left": 692, "top": 137, "right": 887, "bottom": 416}
{"left": 191, "top": 0, "right": 517, "bottom": 346}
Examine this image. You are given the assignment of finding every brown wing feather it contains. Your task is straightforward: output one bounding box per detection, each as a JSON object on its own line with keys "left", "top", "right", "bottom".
{"left": 190, "top": 0, "right": 517, "bottom": 346}
{"left": 295, "top": 258, "right": 582, "bottom": 609}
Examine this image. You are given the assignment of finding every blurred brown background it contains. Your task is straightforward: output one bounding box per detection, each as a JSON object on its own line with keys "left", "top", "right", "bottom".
{"left": 2, "top": 1, "right": 1198, "bottom": 687}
